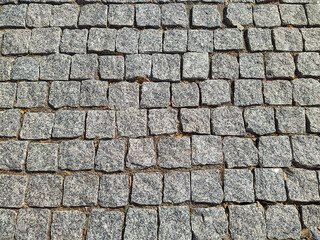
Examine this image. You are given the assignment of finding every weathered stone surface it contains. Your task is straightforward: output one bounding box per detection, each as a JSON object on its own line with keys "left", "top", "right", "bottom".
{"left": 162, "top": 3, "right": 188, "bottom": 27}
{"left": 49, "top": 81, "right": 80, "bottom": 108}
{"left": 26, "top": 3, "right": 52, "bottom": 28}
{"left": 11, "top": 57, "right": 39, "bottom": 81}
{"left": 86, "top": 110, "right": 115, "bottom": 139}
{"left": 148, "top": 109, "right": 178, "bottom": 135}
{"left": 163, "top": 171, "right": 190, "bottom": 204}
{"left": 116, "top": 27, "right": 139, "bottom": 53}
{"left": 306, "top": 4, "right": 320, "bottom": 26}
{"left": 80, "top": 80, "right": 107, "bottom": 107}
{"left": 192, "top": 5, "right": 221, "bottom": 28}
{"left": 78, "top": 4, "right": 108, "bottom": 27}
{"left": 293, "top": 78, "right": 320, "bottom": 106}
{"left": 16, "top": 82, "right": 47, "bottom": 108}
{"left": 2, "top": 29, "right": 30, "bottom": 55}
{"left": 276, "top": 107, "right": 306, "bottom": 134}
{"left": 126, "top": 138, "right": 156, "bottom": 169}
{"left": 29, "top": 28, "right": 61, "bottom": 54}
{"left": 27, "top": 143, "right": 58, "bottom": 172}
{"left": 152, "top": 54, "right": 180, "bottom": 81}
{"left": 247, "top": 28, "right": 273, "bottom": 52}
{"left": 301, "top": 28, "right": 320, "bottom": 51}
{"left": 297, "top": 52, "right": 320, "bottom": 77}
{"left": 0, "top": 4, "right": 27, "bottom": 28}
{"left": 139, "top": 29, "right": 162, "bottom": 53}
{"left": 125, "top": 54, "right": 152, "bottom": 79}
{"left": 40, "top": 54, "right": 71, "bottom": 81}
{"left": 0, "top": 58, "right": 14, "bottom": 81}
{"left": 244, "top": 106, "right": 276, "bottom": 135}
{"left": 214, "top": 28, "right": 244, "bottom": 50}
{"left": 163, "top": 30, "right": 187, "bottom": 53}
{"left": 279, "top": 4, "right": 307, "bottom": 26}
{"left": 60, "top": 29, "right": 88, "bottom": 54}
{"left": 273, "top": 27, "right": 303, "bottom": 52}
{"left": 292, "top": 135, "right": 320, "bottom": 168}
{"left": 307, "top": 108, "right": 320, "bottom": 133}
{"left": 239, "top": 53, "right": 265, "bottom": 79}
{"left": 99, "top": 55, "right": 124, "bottom": 80}
{"left": 265, "top": 53, "right": 295, "bottom": 79}
{"left": 109, "top": 4, "right": 134, "bottom": 26}
{"left": 0, "top": 140, "right": 27, "bottom": 171}
{"left": 50, "top": 4, "right": 79, "bottom": 28}
{"left": 88, "top": 28, "right": 116, "bottom": 53}
{"left": 181, "top": 108, "right": 210, "bottom": 134}
{"left": 136, "top": 4, "right": 161, "bottom": 27}
{"left": 0, "top": 109, "right": 21, "bottom": 137}
{"left": 140, "top": 82, "right": 170, "bottom": 108}
{"left": 212, "top": 53, "right": 239, "bottom": 79}
{"left": 0, "top": 209, "right": 16, "bottom": 240}
{"left": 188, "top": 30, "right": 213, "bottom": 53}
{"left": 0, "top": 175, "right": 27, "bottom": 207}
{"left": 199, "top": 80, "right": 230, "bottom": 106}
{"left": 183, "top": 52, "right": 209, "bottom": 80}
{"left": 253, "top": 4, "right": 281, "bottom": 27}
{"left": 52, "top": 110, "right": 85, "bottom": 138}
{"left": 301, "top": 205, "right": 320, "bottom": 229}
{"left": 172, "top": 82, "right": 199, "bottom": 107}
{"left": 263, "top": 80, "right": 292, "bottom": 105}
{"left": 117, "top": 108, "right": 147, "bottom": 137}
{"left": 227, "top": 3, "right": 252, "bottom": 26}
{"left": 234, "top": 80, "right": 263, "bottom": 106}
{"left": 70, "top": 54, "right": 98, "bottom": 80}
{"left": 109, "top": 82, "right": 139, "bottom": 109}
{"left": 21, "top": 112, "right": 54, "bottom": 140}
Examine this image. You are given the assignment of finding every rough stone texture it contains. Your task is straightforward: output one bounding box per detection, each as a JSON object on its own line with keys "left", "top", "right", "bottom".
{"left": 0, "top": 209, "right": 16, "bottom": 240}
{"left": 214, "top": 28, "right": 244, "bottom": 50}
{"left": 263, "top": 80, "right": 292, "bottom": 105}
{"left": 244, "top": 106, "right": 276, "bottom": 135}
{"left": 80, "top": 80, "right": 107, "bottom": 107}
{"left": 188, "top": 30, "right": 213, "bottom": 53}
{"left": 191, "top": 135, "right": 221, "bottom": 166}
{"left": 307, "top": 108, "right": 320, "bottom": 133}
{"left": 239, "top": 53, "right": 265, "bottom": 79}
{"left": 126, "top": 138, "right": 156, "bottom": 169}
{"left": 172, "top": 82, "right": 199, "bottom": 107}
{"left": 0, "top": 58, "right": 14, "bottom": 81}
{"left": 50, "top": 4, "right": 79, "bottom": 28}
{"left": 0, "top": 4, "right": 27, "bottom": 28}
{"left": 183, "top": 52, "right": 209, "bottom": 80}
{"left": 163, "top": 30, "right": 187, "bottom": 53}
{"left": 78, "top": 4, "right": 108, "bottom": 27}
{"left": 0, "top": 140, "right": 27, "bottom": 171}
{"left": 140, "top": 82, "right": 170, "bottom": 108}
{"left": 136, "top": 4, "right": 161, "bottom": 27}
{"left": 40, "top": 54, "right": 71, "bottom": 81}
{"left": 29, "top": 28, "right": 61, "bottom": 54}
{"left": 273, "top": 27, "right": 303, "bottom": 52}
{"left": 292, "top": 135, "right": 320, "bottom": 168}
{"left": 253, "top": 4, "right": 281, "bottom": 27}
{"left": 293, "top": 78, "right": 320, "bottom": 106}
{"left": 70, "top": 54, "right": 98, "bottom": 80}
{"left": 99, "top": 55, "right": 124, "bottom": 80}
{"left": 52, "top": 110, "right": 85, "bottom": 138}
{"left": 109, "top": 82, "right": 139, "bottom": 109}
{"left": 163, "top": 171, "right": 190, "bottom": 204}
{"left": 297, "top": 52, "right": 320, "bottom": 77}
{"left": 279, "top": 4, "right": 307, "bottom": 26}
{"left": 86, "top": 110, "right": 115, "bottom": 139}
{"left": 125, "top": 54, "right": 152, "bottom": 79}
{"left": 226, "top": 3, "right": 253, "bottom": 26}
{"left": 192, "top": 5, "right": 221, "bottom": 28}
{"left": 60, "top": 29, "right": 88, "bottom": 54}
{"left": 139, "top": 29, "right": 162, "bottom": 53}
{"left": 301, "top": 28, "right": 320, "bottom": 51}
{"left": 301, "top": 205, "right": 320, "bottom": 229}
{"left": 2, "top": 29, "right": 30, "bottom": 55}
{"left": 265, "top": 53, "right": 295, "bottom": 79}
{"left": 16, "top": 82, "right": 47, "bottom": 108}
{"left": 0, "top": 82, "right": 16, "bottom": 108}
{"left": 152, "top": 54, "right": 180, "bottom": 81}
{"left": 276, "top": 107, "right": 306, "bottom": 134}
{"left": 11, "top": 57, "right": 39, "bottom": 81}
{"left": 148, "top": 109, "right": 178, "bottom": 135}
{"left": 234, "top": 80, "right": 263, "bottom": 106}
{"left": 0, "top": 175, "right": 27, "bottom": 207}
{"left": 247, "top": 28, "right": 273, "bottom": 52}
{"left": 49, "top": 81, "right": 80, "bottom": 108}
{"left": 0, "top": 109, "right": 21, "bottom": 137}
{"left": 27, "top": 143, "right": 58, "bottom": 172}
{"left": 88, "top": 28, "right": 116, "bottom": 53}
{"left": 181, "top": 108, "right": 210, "bottom": 134}
{"left": 26, "top": 4, "right": 52, "bottom": 28}
{"left": 108, "top": 4, "right": 134, "bottom": 26}
{"left": 117, "top": 108, "right": 147, "bottom": 137}
{"left": 162, "top": 3, "right": 188, "bottom": 27}
{"left": 116, "top": 27, "right": 139, "bottom": 54}
{"left": 212, "top": 53, "right": 239, "bottom": 79}
{"left": 306, "top": 4, "right": 320, "bottom": 26}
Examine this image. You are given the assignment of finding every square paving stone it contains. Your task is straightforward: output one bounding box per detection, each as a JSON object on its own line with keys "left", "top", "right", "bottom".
{"left": 63, "top": 173, "right": 99, "bottom": 206}
{"left": 162, "top": 3, "right": 188, "bottom": 27}
{"left": 136, "top": 4, "right": 161, "bottom": 27}
{"left": 276, "top": 107, "right": 305, "bottom": 134}
{"left": 307, "top": 108, "right": 320, "bottom": 133}
{"left": 88, "top": 28, "right": 116, "bottom": 53}
{"left": 158, "top": 206, "right": 192, "bottom": 240}
{"left": 148, "top": 109, "right": 178, "bottom": 135}
{"left": 87, "top": 209, "right": 123, "bottom": 240}
{"left": 253, "top": 4, "right": 281, "bottom": 27}
{"left": 224, "top": 169, "right": 254, "bottom": 203}
{"left": 70, "top": 54, "right": 98, "bottom": 80}
{"left": 50, "top": 4, "right": 79, "bottom": 28}
{"left": 301, "top": 28, "right": 320, "bottom": 51}
{"left": 192, "top": 5, "right": 221, "bottom": 28}
{"left": 212, "top": 53, "right": 239, "bottom": 79}
{"left": 244, "top": 106, "right": 276, "bottom": 135}
{"left": 254, "top": 168, "right": 287, "bottom": 202}
{"left": 297, "top": 52, "right": 320, "bottom": 77}
{"left": 214, "top": 28, "right": 244, "bottom": 50}
{"left": 126, "top": 138, "right": 156, "bottom": 170}
{"left": 192, "top": 135, "right": 223, "bottom": 166}
{"left": 2, "top": 29, "right": 30, "bottom": 55}
{"left": 273, "top": 27, "right": 303, "bottom": 51}
{"left": 40, "top": 54, "right": 71, "bottom": 81}
{"left": 52, "top": 110, "right": 85, "bottom": 138}
{"left": 116, "top": 108, "right": 147, "bottom": 137}
{"left": 51, "top": 211, "right": 86, "bottom": 240}
{"left": 293, "top": 78, "right": 320, "bottom": 106}
{"left": 152, "top": 54, "right": 180, "bottom": 82}
{"left": 247, "top": 28, "right": 273, "bottom": 52}
{"left": 95, "top": 139, "right": 126, "bottom": 172}
{"left": 158, "top": 137, "right": 191, "bottom": 169}
{"left": 11, "top": 57, "right": 39, "bottom": 81}
{"left": 265, "top": 53, "right": 295, "bottom": 78}
{"left": 0, "top": 82, "right": 16, "bottom": 108}
{"left": 229, "top": 204, "right": 266, "bottom": 240}
{"left": 98, "top": 174, "right": 129, "bottom": 207}
{"left": 0, "top": 4, "right": 27, "bottom": 28}
{"left": 80, "top": 80, "right": 107, "bottom": 107}
{"left": 124, "top": 208, "right": 158, "bottom": 240}
{"left": 49, "top": 81, "right": 80, "bottom": 108}
{"left": 131, "top": 172, "right": 162, "bottom": 205}
{"left": 59, "top": 140, "right": 95, "bottom": 171}
{"left": 239, "top": 53, "right": 265, "bottom": 79}
{"left": 199, "top": 80, "right": 231, "bottom": 106}
{"left": 109, "top": 82, "right": 139, "bottom": 109}
{"left": 0, "top": 57, "right": 14, "bottom": 81}
{"left": 306, "top": 4, "right": 320, "bottom": 26}
{"left": 26, "top": 3, "right": 52, "bottom": 28}
{"left": 234, "top": 80, "right": 263, "bottom": 106}
{"left": 226, "top": 3, "right": 252, "bottom": 26}
{"left": 286, "top": 168, "right": 320, "bottom": 202}
{"left": 163, "top": 171, "right": 190, "bottom": 204}
{"left": 60, "top": 29, "right": 88, "bottom": 54}
{"left": 15, "top": 209, "right": 50, "bottom": 240}
{"left": 183, "top": 52, "right": 209, "bottom": 80}
{"left": 116, "top": 27, "right": 139, "bottom": 53}
{"left": 78, "top": 4, "right": 108, "bottom": 27}
{"left": 29, "top": 27, "right": 61, "bottom": 54}
{"left": 172, "top": 82, "right": 199, "bottom": 107}
{"left": 99, "top": 55, "right": 124, "bottom": 80}
{"left": 279, "top": 4, "right": 307, "bottom": 26}
{"left": 191, "top": 169, "right": 223, "bottom": 204}
{"left": 223, "top": 137, "right": 258, "bottom": 168}
{"left": 259, "top": 136, "right": 292, "bottom": 167}
{"left": 26, "top": 174, "right": 63, "bottom": 207}
{"left": 125, "top": 54, "right": 152, "bottom": 79}
{"left": 266, "top": 205, "right": 301, "bottom": 240}
{"left": 108, "top": 4, "right": 134, "bottom": 26}
{"left": 140, "top": 82, "right": 170, "bottom": 108}
{"left": 292, "top": 135, "right": 320, "bottom": 168}
{"left": 163, "top": 30, "right": 187, "bottom": 53}
{"left": 181, "top": 108, "right": 210, "bottom": 134}
{"left": 0, "top": 209, "right": 16, "bottom": 240}
{"left": 301, "top": 205, "right": 320, "bottom": 229}
{"left": 191, "top": 207, "right": 228, "bottom": 240}
{"left": 188, "top": 30, "right": 213, "bottom": 53}
{"left": 27, "top": 143, "right": 58, "bottom": 172}
{"left": 20, "top": 112, "right": 54, "bottom": 140}
{"left": 263, "top": 80, "right": 292, "bottom": 105}
{"left": 211, "top": 106, "right": 245, "bottom": 136}
{"left": 139, "top": 29, "right": 162, "bottom": 53}
{"left": 86, "top": 110, "right": 115, "bottom": 139}
{"left": 16, "top": 82, "right": 47, "bottom": 108}
{"left": 0, "top": 109, "right": 21, "bottom": 137}
{"left": 0, "top": 175, "right": 27, "bottom": 207}
{"left": 0, "top": 140, "right": 27, "bottom": 171}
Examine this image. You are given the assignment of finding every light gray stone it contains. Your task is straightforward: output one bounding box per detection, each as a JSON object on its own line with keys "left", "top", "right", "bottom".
{"left": 99, "top": 55, "right": 124, "bottom": 80}
{"left": 126, "top": 138, "right": 156, "bottom": 169}
{"left": 162, "top": 3, "right": 188, "bottom": 27}
{"left": 0, "top": 109, "right": 21, "bottom": 137}
{"left": 214, "top": 28, "right": 244, "bottom": 50}
{"left": 306, "top": 4, "right": 320, "bottom": 26}
{"left": 0, "top": 82, "right": 16, "bottom": 108}
{"left": 163, "top": 171, "right": 190, "bottom": 204}
{"left": 276, "top": 107, "right": 306, "bottom": 134}
{"left": 52, "top": 110, "right": 85, "bottom": 138}
{"left": 88, "top": 28, "right": 116, "bottom": 53}
{"left": 108, "top": 4, "right": 134, "bottom": 26}
{"left": 307, "top": 108, "right": 320, "bottom": 133}
{"left": 70, "top": 54, "right": 98, "bottom": 80}
{"left": 152, "top": 54, "right": 180, "bottom": 82}
{"left": 86, "top": 110, "right": 115, "bottom": 139}
{"left": 253, "top": 4, "right": 281, "bottom": 27}
{"left": 293, "top": 78, "right": 320, "bottom": 106}
{"left": 116, "top": 108, "right": 147, "bottom": 137}
{"left": 163, "top": 30, "right": 187, "bottom": 53}
{"left": 183, "top": 52, "right": 209, "bottom": 80}
{"left": 0, "top": 57, "right": 14, "bottom": 81}
{"left": 292, "top": 135, "right": 320, "bottom": 168}
{"left": 109, "top": 82, "right": 139, "bottom": 109}
{"left": 181, "top": 108, "right": 210, "bottom": 134}
{"left": 80, "top": 80, "right": 107, "bottom": 107}
{"left": 226, "top": 3, "right": 253, "bottom": 26}
{"left": 0, "top": 175, "right": 27, "bottom": 207}
{"left": 297, "top": 52, "right": 320, "bottom": 77}
{"left": 192, "top": 5, "right": 221, "bottom": 28}
{"left": 16, "top": 82, "right": 47, "bottom": 108}
{"left": 148, "top": 109, "right": 178, "bottom": 135}
{"left": 136, "top": 4, "right": 161, "bottom": 27}
{"left": 247, "top": 28, "right": 273, "bottom": 52}
{"left": 2, "top": 29, "right": 30, "bottom": 55}
{"left": 11, "top": 57, "right": 39, "bottom": 81}
{"left": 49, "top": 81, "right": 80, "bottom": 108}
{"left": 78, "top": 4, "right": 108, "bottom": 27}
{"left": 0, "top": 4, "right": 27, "bottom": 28}
{"left": 239, "top": 53, "right": 265, "bottom": 79}
{"left": 263, "top": 80, "right": 292, "bottom": 105}
{"left": 29, "top": 27, "right": 61, "bottom": 54}
{"left": 0, "top": 209, "right": 16, "bottom": 240}
{"left": 212, "top": 53, "right": 239, "bottom": 80}
{"left": 234, "top": 80, "right": 263, "bottom": 106}
{"left": 188, "top": 30, "right": 213, "bottom": 53}
{"left": 60, "top": 29, "right": 88, "bottom": 54}
{"left": 244, "top": 106, "right": 276, "bottom": 135}
{"left": 301, "top": 205, "right": 320, "bottom": 229}
{"left": 265, "top": 53, "right": 295, "bottom": 78}
{"left": 27, "top": 143, "right": 58, "bottom": 172}
{"left": 40, "top": 54, "right": 71, "bottom": 81}
{"left": 279, "top": 4, "right": 307, "bottom": 26}
{"left": 125, "top": 54, "right": 152, "bottom": 79}
{"left": 273, "top": 27, "right": 303, "bottom": 51}
{"left": 50, "top": 4, "right": 79, "bottom": 28}
{"left": 199, "top": 80, "right": 231, "bottom": 106}
{"left": 140, "top": 82, "right": 170, "bottom": 108}
{"left": 0, "top": 140, "right": 27, "bottom": 171}
{"left": 26, "top": 3, "right": 52, "bottom": 28}
{"left": 116, "top": 27, "right": 139, "bottom": 53}
{"left": 139, "top": 29, "right": 162, "bottom": 53}
{"left": 172, "top": 82, "right": 199, "bottom": 107}
{"left": 301, "top": 28, "right": 320, "bottom": 51}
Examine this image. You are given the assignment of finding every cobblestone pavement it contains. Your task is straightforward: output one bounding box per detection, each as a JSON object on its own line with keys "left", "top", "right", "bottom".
{"left": 0, "top": 0, "right": 320, "bottom": 239}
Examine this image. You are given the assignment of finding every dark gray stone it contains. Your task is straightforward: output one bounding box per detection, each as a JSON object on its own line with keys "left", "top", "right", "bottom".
{"left": 276, "top": 107, "right": 306, "bottom": 134}
{"left": 253, "top": 4, "right": 281, "bottom": 27}
{"left": 199, "top": 80, "right": 231, "bottom": 106}
{"left": 108, "top": 4, "right": 134, "bottom": 26}
{"left": 125, "top": 54, "right": 152, "bottom": 79}
{"left": 292, "top": 135, "right": 320, "bottom": 168}
{"left": 52, "top": 110, "right": 85, "bottom": 138}
{"left": 140, "top": 82, "right": 170, "bottom": 108}
{"left": 163, "top": 30, "right": 187, "bottom": 53}
{"left": 29, "top": 27, "right": 61, "bottom": 54}
{"left": 49, "top": 81, "right": 80, "bottom": 108}
{"left": 78, "top": 4, "right": 108, "bottom": 27}
{"left": 126, "top": 138, "right": 156, "bottom": 169}
{"left": 40, "top": 54, "right": 71, "bottom": 81}
{"left": 117, "top": 108, "right": 147, "bottom": 137}
{"left": 0, "top": 82, "right": 16, "bottom": 108}
{"left": 162, "top": 3, "right": 188, "bottom": 27}
{"left": 181, "top": 108, "right": 210, "bottom": 134}
{"left": 0, "top": 209, "right": 16, "bottom": 240}
{"left": 50, "top": 4, "right": 79, "bottom": 28}
{"left": 148, "top": 109, "right": 178, "bottom": 135}
{"left": 0, "top": 175, "right": 27, "bottom": 207}
{"left": 0, "top": 140, "right": 27, "bottom": 171}
{"left": 60, "top": 29, "right": 88, "bottom": 54}
{"left": 116, "top": 27, "right": 139, "bottom": 53}
{"left": 88, "top": 28, "right": 116, "bottom": 53}
{"left": 139, "top": 29, "right": 162, "bottom": 53}
{"left": 2, "top": 29, "right": 30, "bottom": 55}
{"left": 163, "top": 171, "right": 190, "bottom": 204}
{"left": 109, "top": 82, "right": 139, "bottom": 109}
{"left": 16, "top": 82, "right": 47, "bottom": 108}
{"left": 99, "top": 55, "right": 124, "bottom": 80}
{"left": 214, "top": 28, "right": 244, "bottom": 50}
{"left": 70, "top": 54, "right": 98, "bottom": 80}
{"left": 239, "top": 53, "right": 265, "bottom": 79}
{"left": 188, "top": 30, "right": 213, "bottom": 53}
{"left": 192, "top": 5, "right": 221, "bottom": 28}
{"left": 273, "top": 27, "right": 303, "bottom": 51}
{"left": 86, "top": 110, "right": 115, "bottom": 139}
{"left": 136, "top": 4, "right": 161, "bottom": 27}
{"left": 307, "top": 108, "right": 320, "bottom": 133}
{"left": 0, "top": 4, "right": 27, "bottom": 28}
{"left": 0, "top": 109, "right": 21, "bottom": 137}
{"left": 152, "top": 54, "right": 180, "bottom": 82}
{"left": 11, "top": 57, "right": 39, "bottom": 81}
{"left": 293, "top": 78, "right": 320, "bottom": 106}
{"left": 211, "top": 53, "right": 239, "bottom": 79}
{"left": 279, "top": 4, "right": 307, "bottom": 26}
{"left": 244, "top": 106, "right": 276, "bottom": 135}
{"left": 247, "top": 28, "right": 273, "bottom": 52}
{"left": 234, "top": 80, "right": 263, "bottom": 106}
{"left": 172, "top": 82, "right": 199, "bottom": 107}
{"left": 263, "top": 80, "right": 292, "bottom": 105}
{"left": 26, "top": 3, "right": 52, "bottom": 28}
{"left": 27, "top": 143, "right": 58, "bottom": 172}
{"left": 183, "top": 52, "right": 209, "bottom": 80}
{"left": 80, "top": 80, "right": 107, "bottom": 107}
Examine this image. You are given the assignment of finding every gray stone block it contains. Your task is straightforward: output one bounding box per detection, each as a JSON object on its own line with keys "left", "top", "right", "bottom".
{"left": 273, "top": 27, "right": 303, "bottom": 51}
{"left": 26, "top": 3, "right": 52, "bottom": 28}
{"left": 158, "top": 206, "right": 192, "bottom": 240}
{"left": 181, "top": 108, "right": 210, "bottom": 134}
{"left": 152, "top": 54, "right": 180, "bottom": 82}
{"left": 108, "top": 4, "right": 134, "bottom": 26}
{"left": 297, "top": 52, "right": 320, "bottom": 77}
{"left": 99, "top": 55, "right": 124, "bottom": 80}
{"left": 0, "top": 57, "right": 14, "bottom": 81}
{"left": 244, "top": 106, "right": 276, "bottom": 135}
{"left": 70, "top": 54, "right": 98, "bottom": 80}
{"left": 163, "top": 30, "right": 187, "bottom": 53}
{"left": 293, "top": 78, "right": 320, "bottom": 106}
{"left": 95, "top": 139, "right": 125, "bottom": 172}
{"left": 126, "top": 138, "right": 156, "bottom": 169}
{"left": 292, "top": 135, "right": 320, "bottom": 168}
{"left": 188, "top": 30, "right": 213, "bottom": 53}
{"left": 140, "top": 82, "right": 170, "bottom": 108}
{"left": 11, "top": 57, "right": 39, "bottom": 81}
{"left": 29, "top": 27, "right": 61, "bottom": 54}
{"left": 211, "top": 106, "right": 245, "bottom": 136}
{"left": 98, "top": 174, "right": 129, "bottom": 207}
{"left": 162, "top": 3, "right": 188, "bottom": 27}
{"left": 276, "top": 107, "right": 306, "bottom": 134}
{"left": 234, "top": 80, "right": 263, "bottom": 106}
{"left": 307, "top": 108, "right": 320, "bottom": 133}
{"left": 139, "top": 29, "right": 162, "bottom": 53}
{"left": 172, "top": 82, "right": 199, "bottom": 107}
{"left": 0, "top": 109, "right": 21, "bottom": 137}
{"left": 263, "top": 80, "right": 292, "bottom": 105}
{"left": 163, "top": 171, "right": 190, "bottom": 204}
{"left": 16, "top": 82, "right": 47, "bottom": 108}
{"left": 86, "top": 110, "right": 115, "bottom": 139}
{"left": 50, "top": 4, "right": 79, "bottom": 28}
{"left": 279, "top": 4, "right": 307, "bottom": 26}
{"left": 40, "top": 54, "right": 71, "bottom": 81}
{"left": 301, "top": 28, "right": 320, "bottom": 51}
{"left": 199, "top": 80, "right": 231, "bottom": 106}
{"left": 20, "top": 112, "right": 54, "bottom": 140}
{"left": 265, "top": 53, "right": 295, "bottom": 78}
{"left": 116, "top": 27, "right": 139, "bottom": 53}
{"left": 52, "top": 110, "right": 85, "bottom": 138}
{"left": 49, "top": 81, "right": 80, "bottom": 108}
{"left": 131, "top": 172, "right": 162, "bottom": 205}
{"left": 0, "top": 4, "right": 27, "bottom": 28}
{"left": 253, "top": 4, "right": 281, "bottom": 27}
{"left": 0, "top": 175, "right": 27, "bottom": 207}
{"left": 214, "top": 28, "right": 244, "bottom": 50}
{"left": 2, "top": 29, "right": 30, "bottom": 55}
{"left": 80, "top": 80, "right": 107, "bottom": 107}
{"left": 0, "top": 209, "right": 16, "bottom": 240}
{"left": 183, "top": 52, "right": 209, "bottom": 80}
{"left": 0, "top": 141, "right": 27, "bottom": 171}
{"left": 88, "top": 28, "right": 116, "bottom": 53}
{"left": 136, "top": 4, "right": 161, "bottom": 27}
{"left": 125, "top": 54, "right": 152, "bottom": 79}
{"left": 247, "top": 28, "right": 273, "bottom": 52}
{"left": 227, "top": 3, "right": 252, "bottom": 26}
{"left": 212, "top": 53, "right": 239, "bottom": 80}
{"left": 239, "top": 53, "right": 265, "bottom": 79}
{"left": 27, "top": 143, "right": 58, "bottom": 172}
{"left": 192, "top": 5, "right": 221, "bottom": 28}
{"left": 301, "top": 205, "right": 320, "bottom": 229}
{"left": 148, "top": 109, "right": 178, "bottom": 135}
{"left": 223, "top": 137, "right": 258, "bottom": 168}
{"left": 306, "top": 4, "right": 320, "bottom": 26}
{"left": 0, "top": 82, "right": 16, "bottom": 108}
{"left": 78, "top": 4, "right": 108, "bottom": 27}
{"left": 192, "top": 135, "right": 223, "bottom": 166}
{"left": 59, "top": 140, "right": 95, "bottom": 171}
{"left": 157, "top": 137, "right": 191, "bottom": 169}
{"left": 191, "top": 169, "right": 223, "bottom": 204}
{"left": 60, "top": 29, "right": 88, "bottom": 54}
{"left": 266, "top": 205, "right": 301, "bottom": 240}
{"left": 116, "top": 108, "right": 147, "bottom": 137}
